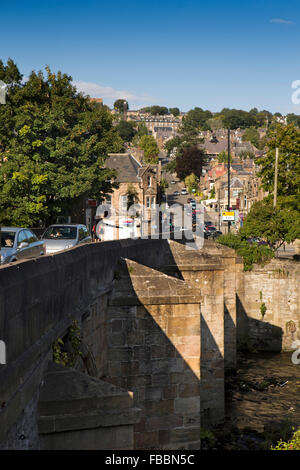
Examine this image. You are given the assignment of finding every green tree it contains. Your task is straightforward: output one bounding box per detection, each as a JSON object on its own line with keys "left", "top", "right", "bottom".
{"left": 184, "top": 107, "right": 213, "bottom": 130}
{"left": 113, "top": 99, "right": 129, "bottom": 115}
{"left": 169, "top": 107, "right": 180, "bottom": 117}
{"left": 218, "top": 108, "right": 257, "bottom": 129}
{"left": 217, "top": 151, "right": 232, "bottom": 163}
{"left": 160, "top": 177, "right": 169, "bottom": 194}
{"left": 0, "top": 62, "right": 123, "bottom": 227}
{"left": 217, "top": 232, "right": 275, "bottom": 271}
{"left": 116, "top": 120, "right": 136, "bottom": 142}
{"left": 176, "top": 145, "right": 207, "bottom": 180}
{"left": 240, "top": 199, "right": 300, "bottom": 251}
{"left": 138, "top": 134, "right": 159, "bottom": 162}
{"left": 242, "top": 126, "right": 260, "bottom": 148}
{"left": 164, "top": 135, "right": 182, "bottom": 156}
{"left": 184, "top": 173, "right": 198, "bottom": 193}
{"left": 206, "top": 117, "right": 224, "bottom": 131}
{"left": 137, "top": 122, "right": 148, "bottom": 137}
{"left": 141, "top": 105, "right": 168, "bottom": 116}
{"left": 238, "top": 150, "right": 255, "bottom": 160}
{"left": 256, "top": 123, "right": 300, "bottom": 210}
{"left": 286, "top": 113, "right": 300, "bottom": 127}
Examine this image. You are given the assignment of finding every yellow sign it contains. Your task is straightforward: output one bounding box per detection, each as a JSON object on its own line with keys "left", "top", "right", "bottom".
{"left": 222, "top": 211, "right": 235, "bottom": 221}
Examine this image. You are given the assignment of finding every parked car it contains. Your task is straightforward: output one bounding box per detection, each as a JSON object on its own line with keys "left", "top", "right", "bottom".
{"left": 181, "top": 188, "right": 188, "bottom": 195}
{"left": 41, "top": 224, "right": 92, "bottom": 254}
{"left": 0, "top": 227, "right": 46, "bottom": 265}
{"left": 170, "top": 180, "right": 176, "bottom": 184}
{"left": 173, "top": 190, "right": 180, "bottom": 196}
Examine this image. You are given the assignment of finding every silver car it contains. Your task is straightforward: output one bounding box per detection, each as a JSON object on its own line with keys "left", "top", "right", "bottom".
{"left": 41, "top": 224, "right": 92, "bottom": 254}
{"left": 0, "top": 227, "right": 46, "bottom": 265}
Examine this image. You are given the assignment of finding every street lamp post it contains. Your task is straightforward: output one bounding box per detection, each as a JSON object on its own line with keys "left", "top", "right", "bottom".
{"left": 227, "top": 128, "right": 231, "bottom": 233}
{"left": 0, "top": 81, "right": 8, "bottom": 265}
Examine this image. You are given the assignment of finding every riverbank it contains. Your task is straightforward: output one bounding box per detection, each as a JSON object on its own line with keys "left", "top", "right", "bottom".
{"left": 201, "top": 352, "right": 300, "bottom": 450}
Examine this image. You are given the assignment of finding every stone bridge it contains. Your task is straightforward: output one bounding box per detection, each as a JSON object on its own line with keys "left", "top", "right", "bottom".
{"left": 0, "top": 236, "right": 299, "bottom": 450}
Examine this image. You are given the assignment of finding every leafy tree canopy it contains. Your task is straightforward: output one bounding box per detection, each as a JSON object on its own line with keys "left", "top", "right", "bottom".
{"left": 169, "top": 107, "right": 180, "bottom": 117}
{"left": 286, "top": 113, "right": 300, "bottom": 127}
{"left": 116, "top": 120, "right": 136, "bottom": 142}
{"left": 184, "top": 107, "right": 213, "bottom": 130}
{"left": 141, "top": 105, "right": 168, "bottom": 115}
{"left": 217, "top": 151, "right": 232, "bottom": 163}
{"left": 164, "top": 136, "right": 182, "bottom": 156}
{"left": 242, "top": 126, "right": 260, "bottom": 148}
{"left": 113, "top": 99, "right": 129, "bottom": 114}
{"left": 175, "top": 145, "right": 207, "bottom": 180}
{"left": 185, "top": 173, "right": 198, "bottom": 193}
{"left": 240, "top": 198, "right": 300, "bottom": 251}
{"left": 256, "top": 123, "right": 300, "bottom": 210}
{"left": 138, "top": 134, "right": 159, "bottom": 163}
{"left": 0, "top": 60, "right": 124, "bottom": 227}
{"left": 217, "top": 108, "right": 258, "bottom": 129}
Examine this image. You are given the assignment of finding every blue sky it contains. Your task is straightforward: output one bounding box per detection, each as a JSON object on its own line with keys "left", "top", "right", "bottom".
{"left": 1, "top": 0, "right": 300, "bottom": 114}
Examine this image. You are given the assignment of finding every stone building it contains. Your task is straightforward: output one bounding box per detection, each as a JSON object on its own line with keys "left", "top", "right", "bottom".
{"left": 99, "top": 153, "right": 162, "bottom": 239}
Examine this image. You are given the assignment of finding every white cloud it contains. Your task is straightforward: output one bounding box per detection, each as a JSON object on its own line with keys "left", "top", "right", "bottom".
{"left": 270, "top": 18, "right": 295, "bottom": 25}
{"left": 73, "top": 80, "right": 156, "bottom": 107}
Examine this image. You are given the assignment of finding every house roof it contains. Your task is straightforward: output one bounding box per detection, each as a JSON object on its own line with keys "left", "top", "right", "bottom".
{"left": 106, "top": 153, "right": 142, "bottom": 183}
{"left": 203, "top": 138, "right": 228, "bottom": 155}
{"left": 221, "top": 177, "right": 244, "bottom": 189}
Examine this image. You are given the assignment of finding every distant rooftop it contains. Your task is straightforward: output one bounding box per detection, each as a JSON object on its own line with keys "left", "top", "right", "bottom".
{"left": 106, "top": 153, "right": 142, "bottom": 183}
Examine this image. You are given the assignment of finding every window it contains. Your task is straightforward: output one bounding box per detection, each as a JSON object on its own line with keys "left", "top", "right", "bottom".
{"left": 1, "top": 231, "right": 16, "bottom": 248}
{"left": 17, "top": 230, "right": 27, "bottom": 246}
{"left": 78, "top": 228, "right": 85, "bottom": 241}
{"left": 42, "top": 226, "right": 77, "bottom": 240}
{"left": 25, "top": 230, "right": 37, "bottom": 243}
{"left": 151, "top": 197, "right": 156, "bottom": 208}
{"left": 121, "top": 195, "right": 127, "bottom": 210}
{"left": 147, "top": 176, "right": 152, "bottom": 186}
{"left": 146, "top": 196, "right": 151, "bottom": 208}
{"left": 106, "top": 195, "right": 112, "bottom": 205}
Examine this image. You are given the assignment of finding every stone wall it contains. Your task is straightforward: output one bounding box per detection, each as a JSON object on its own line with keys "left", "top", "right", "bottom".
{"left": 3, "top": 235, "right": 297, "bottom": 448}
{"left": 237, "top": 258, "right": 300, "bottom": 352}
{"left": 1, "top": 236, "right": 226, "bottom": 449}
{"left": 0, "top": 237, "right": 176, "bottom": 448}
{"left": 105, "top": 257, "right": 203, "bottom": 449}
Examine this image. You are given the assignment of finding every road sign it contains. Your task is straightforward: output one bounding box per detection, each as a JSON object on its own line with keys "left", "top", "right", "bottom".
{"left": 222, "top": 211, "right": 235, "bottom": 221}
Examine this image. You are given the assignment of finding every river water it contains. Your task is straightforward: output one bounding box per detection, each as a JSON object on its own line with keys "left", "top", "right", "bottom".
{"left": 212, "top": 352, "right": 300, "bottom": 450}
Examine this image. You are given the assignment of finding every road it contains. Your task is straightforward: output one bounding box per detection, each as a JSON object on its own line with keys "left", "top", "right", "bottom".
{"left": 161, "top": 157, "right": 218, "bottom": 226}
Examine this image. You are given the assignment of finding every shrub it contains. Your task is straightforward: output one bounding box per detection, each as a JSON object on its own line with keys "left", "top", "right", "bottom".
{"left": 271, "top": 427, "right": 300, "bottom": 450}
{"left": 217, "top": 233, "right": 274, "bottom": 271}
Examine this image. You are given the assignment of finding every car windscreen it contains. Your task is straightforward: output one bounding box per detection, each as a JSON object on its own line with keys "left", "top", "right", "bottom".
{"left": 1, "top": 231, "right": 16, "bottom": 248}
{"left": 43, "top": 226, "right": 77, "bottom": 240}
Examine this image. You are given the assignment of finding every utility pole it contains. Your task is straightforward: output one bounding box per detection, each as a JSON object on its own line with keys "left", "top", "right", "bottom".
{"left": 123, "top": 100, "right": 128, "bottom": 121}
{"left": 218, "top": 187, "right": 221, "bottom": 231}
{"left": 0, "top": 81, "right": 8, "bottom": 265}
{"left": 227, "top": 128, "right": 231, "bottom": 233}
{"left": 273, "top": 147, "right": 279, "bottom": 208}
